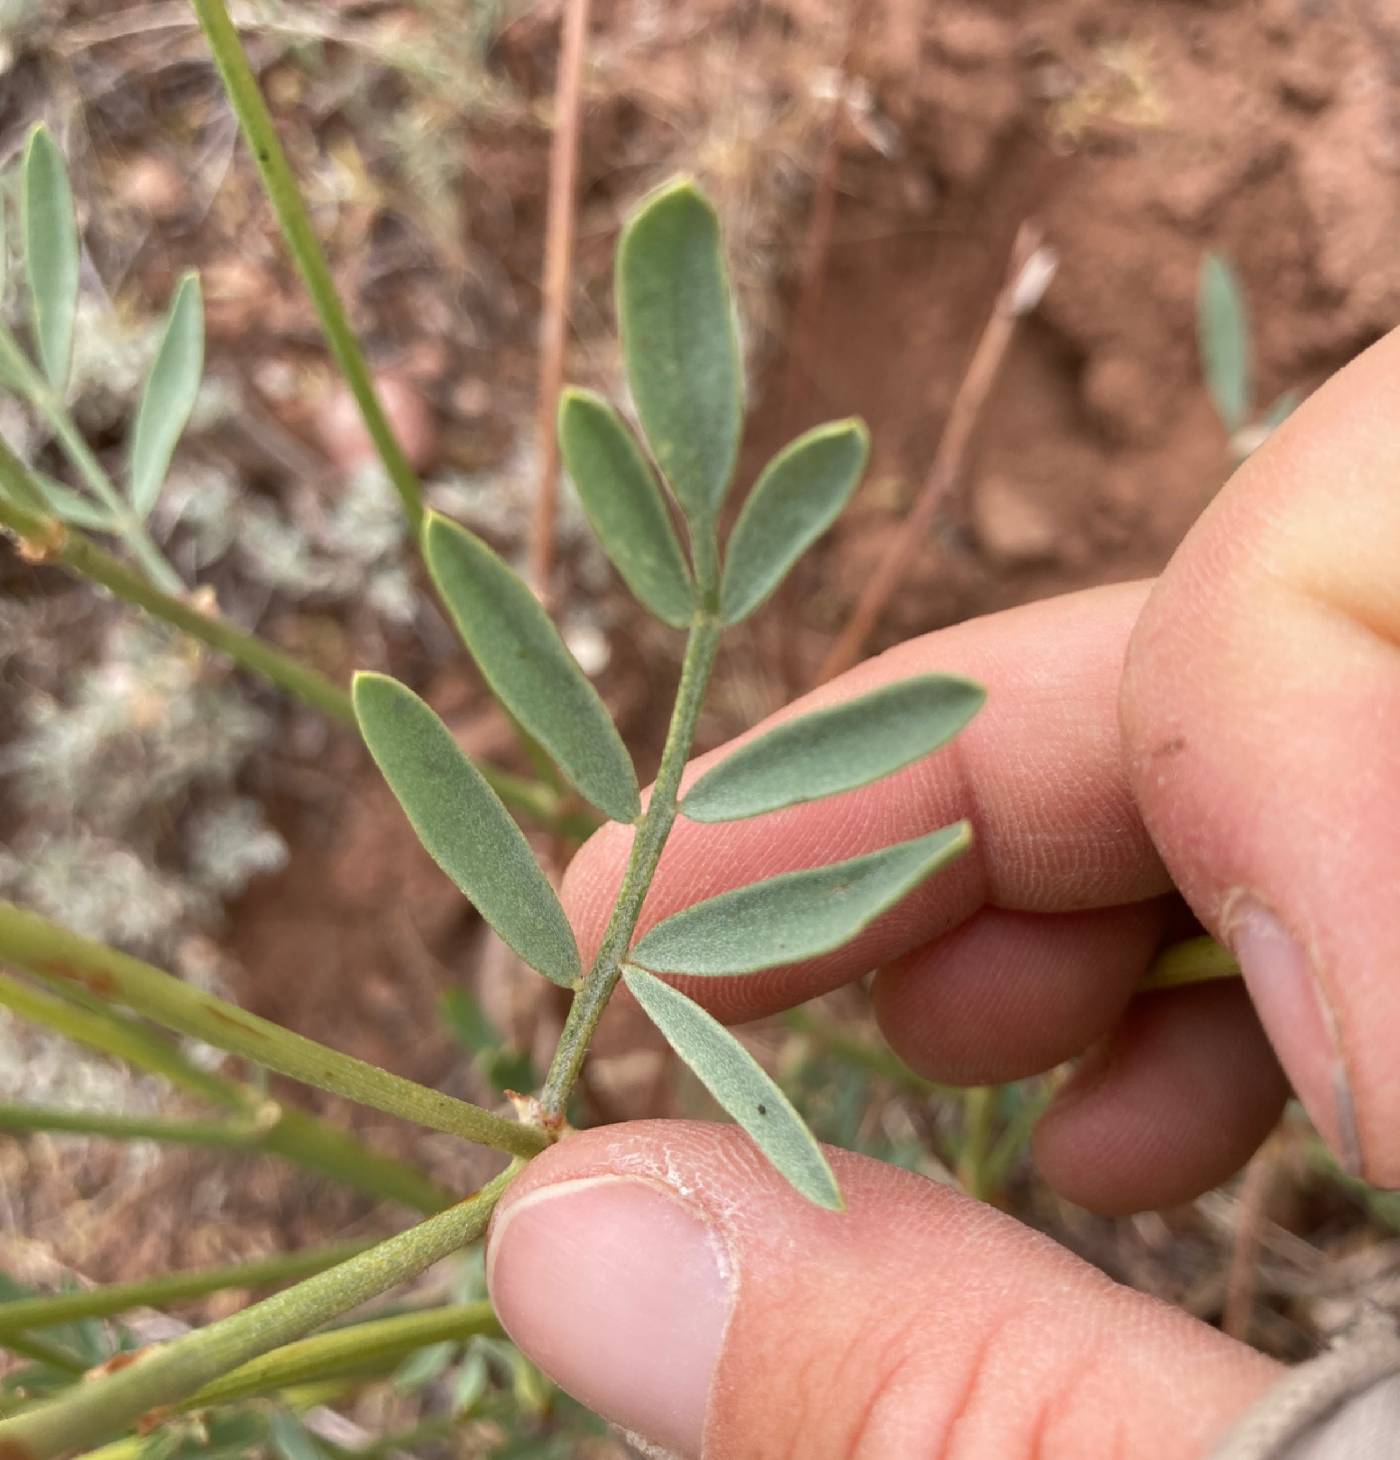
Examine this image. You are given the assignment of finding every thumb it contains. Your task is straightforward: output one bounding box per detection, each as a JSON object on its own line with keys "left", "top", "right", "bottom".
{"left": 486, "top": 1122, "right": 1276, "bottom": 1458}
{"left": 1121, "top": 327, "right": 1400, "bottom": 1184}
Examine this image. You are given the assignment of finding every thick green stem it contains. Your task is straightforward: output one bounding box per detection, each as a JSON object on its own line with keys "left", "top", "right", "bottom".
{"left": 185, "top": 1303, "right": 500, "bottom": 1408}
{"left": 541, "top": 613, "right": 722, "bottom": 1117}
{"left": 0, "top": 972, "right": 452, "bottom": 1214}
{"left": 0, "top": 1166, "right": 517, "bottom": 1458}
{"left": 0, "top": 1245, "right": 370, "bottom": 1343}
{"left": 0, "top": 328, "right": 183, "bottom": 595}
{"left": 0, "top": 902, "right": 545, "bottom": 1160}
{"left": 187, "top": 0, "right": 422, "bottom": 533}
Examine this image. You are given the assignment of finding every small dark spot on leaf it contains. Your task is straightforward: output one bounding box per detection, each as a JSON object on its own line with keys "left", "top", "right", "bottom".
{"left": 756, "top": 1103, "right": 767, "bottom": 1116}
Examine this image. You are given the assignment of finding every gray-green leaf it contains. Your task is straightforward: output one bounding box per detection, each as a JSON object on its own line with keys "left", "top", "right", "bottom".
{"left": 129, "top": 272, "right": 204, "bottom": 518}
{"left": 1198, "top": 252, "right": 1251, "bottom": 436}
{"left": 720, "top": 420, "right": 869, "bottom": 624}
{"left": 630, "top": 822, "right": 971, "bottom": 976}
{"left": 558, "top": 387, "right": 694, "bottom": 627}
{"left": 617, "top": 178, "right": 743, "bottom": 522}
{"left": 682, "top": 675, "right": 985, "bottom": 823}
{"left": 268, "top": 1411, "right": 329, "bottom": 1460}
{"left": 423, "top": 513, "right": 641, "bottom": 823}
{"left": 353, "top": 672, "right": 581, "bottom": 986}
{"left": 623, "top": 965, "right": 841, "bottom": 1209}
{"left": 22, "top": 125, "right": 79, "bottom": 392}
{"left": 28, "top": 473, "right": 116, "bottom": 532}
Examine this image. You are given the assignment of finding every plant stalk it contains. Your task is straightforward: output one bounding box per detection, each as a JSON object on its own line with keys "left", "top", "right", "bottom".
{"left": 0, "top": 972, "right": 452, "bottom": 1213}
{"left": 541, "top": 611, "right": 722, "bottom": 1117}
{"left": 0, "top": 469, "right": 354, "bottom": 727}
{"left": 1143, "top": 934, "right": 1240, "bottom": 990}
{"left": 0, "top": 446, "right": 584, "bottom": 832}
{"left": 0, "top": 327, "right": 183, "bottom": 595}
{"left": 0, "top": 901, "right": 546, "bottom": 1160}
{"left": 187, "top": 0, "right": 423, "bottom": 534}
{"left": 184, "top": 1302, "right": 500, "bottom": 1408}
{"left": 0, "top": 1245, "right": 371, "bottom": 1343}
{"left": 1, "top": 1334, "right": 85, "bottom": 1377}
{"left": 0, "top": 1166, "right": 518, "bottom": 1458}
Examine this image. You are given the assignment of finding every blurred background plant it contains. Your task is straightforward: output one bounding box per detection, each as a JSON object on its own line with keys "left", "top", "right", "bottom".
{"left": 5, "top": 0, "right": 1400, "bottom": 1454}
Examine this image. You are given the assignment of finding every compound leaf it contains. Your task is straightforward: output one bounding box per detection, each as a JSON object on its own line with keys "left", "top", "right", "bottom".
{"left": 353, "top": 672, "right": 580, "bottom": 986}
{"left": 129, "top": 272, "right": 204, "bottom": 518}
{"left": 22, "top": 125, "right": 79, "bottom": 392}
{"left": 424, "top": 513, "right": 641, "bottom": 824}
{"left": 623, "top": 965, "right": 841, "bottom": 1209}
{"left": 1198, "top": 252, "right": 1251, "bottom": 437}
{"left": 682, "top": 675, "right": 985, "bottom": 823}
{"left": 720, "top": 419, "right": 869, "bottom": 624}
{"left": 617, "top": 178, "right": 742, "bottom": 522}
{"left": 558, "top": 387, "right": 693, "bottom": 627}
{"left": 630, "top": 822, "right": 971, "bottom": 976}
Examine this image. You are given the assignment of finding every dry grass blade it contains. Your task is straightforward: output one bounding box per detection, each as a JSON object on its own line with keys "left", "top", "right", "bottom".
{"left": 530, "top": 0, "right": 593, "bottom": 606}
{"left": 814, "top": 220, "right": 1057, "bottom": 686}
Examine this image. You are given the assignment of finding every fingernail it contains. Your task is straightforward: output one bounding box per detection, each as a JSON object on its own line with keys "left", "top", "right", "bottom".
{"left": 487, "top": 1176, "right": 732, "bottom": 1458}
{"left": 1228, "top": 896, "right": 1362, "bottom": 1176}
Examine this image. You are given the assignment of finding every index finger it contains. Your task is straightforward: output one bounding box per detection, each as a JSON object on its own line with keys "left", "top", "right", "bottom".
{"left": 562, "top": 579, "right": 1168, "bottom": 1021}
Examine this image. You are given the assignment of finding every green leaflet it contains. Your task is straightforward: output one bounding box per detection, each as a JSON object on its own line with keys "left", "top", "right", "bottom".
{"left": 1198, "top": 252, "right": 1251, "bottom": 436}
{"left": 616, "top": 179, "right": 743, "bottom": 523}
{"left": 352, "top": 672, "right": 581, "bottom": 987}
{"left": 557, "top": 387, "right": 694, "bottom": 627}
{"left": 630, "top": 822, "right": 971, "bottom": 976}
{"left": 27, "top": 473, "right": 115, "bottom": 532}
{"left": 423, "top": 513, "right": 641, "bottom": 824}
{"left": 682, "top": 675, "right": 985, "bottom": 823}
{"left": 129, "top": 273, "right": 204, "bottom": 518}
{"left": 720, "top": 420, "right": 869, "bottom": 625}
{"left": 21, "top": 126, "right": 79, "bottom": 392}
{"left": 623, "top": 965, "right": 841, "bottom": 1209}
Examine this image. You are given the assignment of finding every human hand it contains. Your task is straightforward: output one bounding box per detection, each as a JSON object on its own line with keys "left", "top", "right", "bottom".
{"left": 484, "top": 328, "right": 1400, "bottom": 1458}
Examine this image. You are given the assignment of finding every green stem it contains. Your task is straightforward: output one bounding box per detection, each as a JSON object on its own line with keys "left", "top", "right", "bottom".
{"left": 185, "top": 1302, "right": 500, "bottom": 1408}
{"left": 0, "top": 1245, "right": 371, "bottom": 1342}
{"left": 956, "top": 1086, "right": 995, "bottom": 1202}
{"left": 0, "top": 1166, "right": 517, "bottom": 1458}
{"left": 0, "top": 972, "right": 452, "bottom": 1214}
{"left": 0, "top": 972, "right": 234, "bottom": 1107}
{"left": 0, "top": 1103, "right": 276, "bottom": 1149}
{"left": 0, "top": 328, "right": 183, "bottom": 595}
{"left": 1143, "top": 935, "right": 1240, "bottom": 991}
{"left": 541, "top": 613, "right": 722, "bottom": 1118}
{"left": 187, "top": 0, "right": 422, "bottom": 534}
{"left": 0, "top": 901, "right": 545, "bottom": 1160}
{"left": 0, "top": 472, "right": 355, "bottom": 727}
{"left": 1, "top": 1334, "right": 85, "bottom": 1377}
{"left": 0, "top": 460, "right": 575, "bottom": 830}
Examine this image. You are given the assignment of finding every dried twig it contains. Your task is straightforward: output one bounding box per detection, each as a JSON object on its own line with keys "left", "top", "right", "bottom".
{"left": 530, "top": 0, "right": 592, "bottom": 605}
{"left": 1223, "top": 1136, "right": 1280, "bottom": 1343}
{"left": 813, "top": 221, "right": 1058, "bottom": 686}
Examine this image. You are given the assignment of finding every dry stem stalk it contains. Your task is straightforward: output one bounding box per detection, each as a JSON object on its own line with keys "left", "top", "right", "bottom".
{"left": 1223, "top": 1136, "right": 1280, "bottom": 1343}
{"left": 813, "top": 221, "right": 1057, "bottom": 686}
{"left": 530, "top": 0, "right": 592, "bottom": 605}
